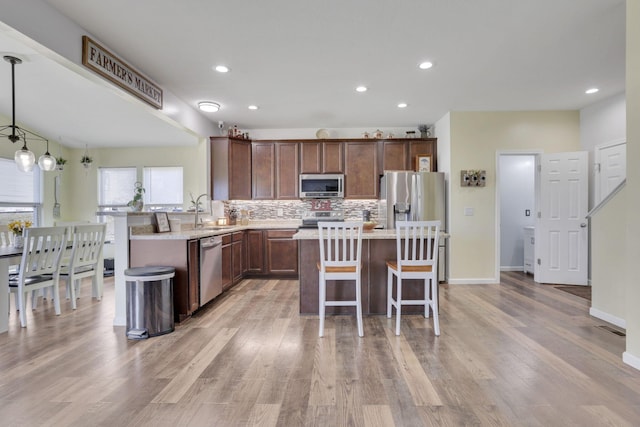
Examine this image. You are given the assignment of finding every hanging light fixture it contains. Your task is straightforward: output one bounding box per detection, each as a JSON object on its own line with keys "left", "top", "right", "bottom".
{"left": 1, "top": 55, "right": 56, "bottom": 172}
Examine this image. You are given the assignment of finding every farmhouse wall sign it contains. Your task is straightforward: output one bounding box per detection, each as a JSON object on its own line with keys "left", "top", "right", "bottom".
{"left": 81, "top": 36, "right": 163, "bottom": 109}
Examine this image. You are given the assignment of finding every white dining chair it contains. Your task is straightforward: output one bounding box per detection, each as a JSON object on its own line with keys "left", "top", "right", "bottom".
{"left": 9, "top": 226, "right": 67, "bottom": 327}
{"left": 0, "top": 230, "right": 13, "bottom": 247}
{"left": 317, "top": 221, "right": 364, "bottom": 337}
{"left": 58, "top": 223, "right": 106, "bottom": 310}
{"left": 386, "top": 220, "right": 441, "bottom": 336}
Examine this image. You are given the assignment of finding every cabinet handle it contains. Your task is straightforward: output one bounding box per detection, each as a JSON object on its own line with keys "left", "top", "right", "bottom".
{"left": 531, "top": 237, "right": 535, "bottom": 244}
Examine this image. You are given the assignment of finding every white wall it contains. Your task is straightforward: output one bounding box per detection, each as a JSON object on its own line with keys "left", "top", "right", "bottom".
{"left": 499, "top": 155, "right": 535, "bottom": 270}
{"left": 580, "top": 92, "right": 626, "bottom": 208}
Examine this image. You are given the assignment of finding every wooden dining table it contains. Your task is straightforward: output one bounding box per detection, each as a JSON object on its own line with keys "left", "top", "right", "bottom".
{"left": 0, "top": 245, "right": 23, "bottom": 333}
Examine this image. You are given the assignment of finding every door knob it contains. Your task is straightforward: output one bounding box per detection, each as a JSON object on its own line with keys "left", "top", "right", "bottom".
{"left": 580, "top": 223, "right": 587, "bottom": 228}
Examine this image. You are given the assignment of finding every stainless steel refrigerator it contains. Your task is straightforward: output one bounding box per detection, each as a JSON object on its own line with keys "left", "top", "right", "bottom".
{"left": 379, "top": 171, "right": 446, "bottom": 230}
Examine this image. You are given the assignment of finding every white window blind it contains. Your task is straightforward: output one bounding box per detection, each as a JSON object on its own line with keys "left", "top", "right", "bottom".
{"left": 0, "top": 157, "right": 41, "bottom": 204}
{"left": 143, "top": 166, "right": 183, "bottom": 205}
{"left": 98, "top": 167, "right": 137, "bottom": 207}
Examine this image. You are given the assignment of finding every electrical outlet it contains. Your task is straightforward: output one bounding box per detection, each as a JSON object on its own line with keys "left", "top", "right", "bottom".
{"left": 277, "top": 208, "right": 284, "bottom": 217}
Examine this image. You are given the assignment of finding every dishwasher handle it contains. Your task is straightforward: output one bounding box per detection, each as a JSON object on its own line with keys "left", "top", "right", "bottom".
{"left": 200, "top": 237, "right": 222, "bottom": 248}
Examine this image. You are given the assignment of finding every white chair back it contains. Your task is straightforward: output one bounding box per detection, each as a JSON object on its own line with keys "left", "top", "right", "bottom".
{"left": 395, "top": 220, "right": 440, "bottom": 274}
{"left": 70, "top": 224, "right": 106, "bottom": 271}
{"left": 318, "top": 221, "right": 363, "bottom": 275}
{"left": 19, "top": 227, "right": 68, "bottom": 280}
{"left": 0, "top": 230, "right": 13, "bottom": 247}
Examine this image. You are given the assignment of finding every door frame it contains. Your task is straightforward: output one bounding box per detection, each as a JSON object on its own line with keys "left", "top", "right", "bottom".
{"left": 495, "top": 150, "right": 542, "bottom": 282}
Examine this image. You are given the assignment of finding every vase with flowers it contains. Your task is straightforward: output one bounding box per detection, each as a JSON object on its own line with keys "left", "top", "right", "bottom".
{"left": 127, "top": 181, "right": 145, "bottom": 211}
{"left": 7, "top": 220, "right": 32, "bottom": 248}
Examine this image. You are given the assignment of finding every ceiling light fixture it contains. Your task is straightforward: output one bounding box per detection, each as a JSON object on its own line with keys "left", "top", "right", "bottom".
{"left": 585, "top": 87, "right": 599, "bottom": 94}
{"left": 215, "top": 65, "right": 229, "bottom": 73}
{"left": 248, "top": 105, "right": 259, "bottom": 110}
{"left": 356, "top": 86, "right": 368, "bottom": 92}
{"left": 397, "top": 103, "right": 408, "bottom": 108}
{"left": 1, "top": 55, "right": 56, "bottom": 173}
{"left": 198, "top": 101, "right": 220, "bottom": 112}
{"left": 419, "top": 61, "right": 434, "bottom": 70}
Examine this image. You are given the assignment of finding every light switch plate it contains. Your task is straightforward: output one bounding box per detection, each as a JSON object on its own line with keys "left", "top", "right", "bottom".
{"left": 464, "top": 207, "right": 474, "bottom": 216}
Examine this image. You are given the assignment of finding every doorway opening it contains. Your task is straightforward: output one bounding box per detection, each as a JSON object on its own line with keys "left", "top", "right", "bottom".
{"left": 496, "top": 152, "right": 540, "bottom": 280}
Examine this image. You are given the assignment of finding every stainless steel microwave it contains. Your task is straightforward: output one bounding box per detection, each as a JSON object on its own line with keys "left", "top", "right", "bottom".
{"left": 299, "top": 174, "right": 344, "bottom": 198}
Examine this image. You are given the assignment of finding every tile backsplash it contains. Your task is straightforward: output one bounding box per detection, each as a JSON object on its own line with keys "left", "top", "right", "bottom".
{"left": 225, "top": 199, "right": 379, "bottom": 221}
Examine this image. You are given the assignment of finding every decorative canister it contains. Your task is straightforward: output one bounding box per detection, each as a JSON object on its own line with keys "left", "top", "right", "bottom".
{"left": 374, "top": 129, "right": 383, "bottom": 138}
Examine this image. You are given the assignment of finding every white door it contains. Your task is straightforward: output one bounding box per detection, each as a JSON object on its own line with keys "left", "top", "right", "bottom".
{"left": 535, "top": 152, "right": 588, "bottom": 285}
{"left": 595, "top": 141, "right": 626, "bottom": 204}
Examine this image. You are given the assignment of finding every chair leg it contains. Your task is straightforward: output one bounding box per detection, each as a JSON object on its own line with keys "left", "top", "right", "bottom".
{"left": 53, "top": 281, "right": 61, "bottom": 316}
{"left": 318, "top": 272, "right": 325, "bottom": 337}
{"left": 395, "top": 277, "right": 402, "bottom": 336}
{"left": 424, "top": 278, "right": 430, "bottom": 319}
{"left": 355, "top": 277, "right": 363, "bottom": 337}
{"left": 386, "top": 269, "right": 393, "bottom": 318}
{"left": 431, "top": 278, "right": 440, "bottom": 336}
{"left": 18, "top": 290, "right": 27, "bottom": 327}
{"left": 69, "top": 277, "right": 78, "bottom": 310}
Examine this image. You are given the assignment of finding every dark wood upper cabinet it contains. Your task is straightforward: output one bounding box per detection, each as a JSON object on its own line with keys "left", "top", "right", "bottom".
{"left": 252, "top": 142, "right": 276, "bottom": 199}
{"left": 275, "top": 142, "right": 299, "bottom": 199}
{"left": 409, "top": 139, "right": 437, "bottom": 171}
{"left": 210, "top": 136, "right": 252, "bottom": 200}
{"left": 344, "top": 141, "right": 378, "bottom": 198}
{"left": 381, "top": 140, "right": 409, "bottom": 172}
{"left": 300, "top": 141, "right": 344, "bottom": 173}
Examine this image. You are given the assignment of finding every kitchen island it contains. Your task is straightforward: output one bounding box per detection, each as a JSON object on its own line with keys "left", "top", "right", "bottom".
{"left": 293, "top": 228, "right": 447, "bottom": 315}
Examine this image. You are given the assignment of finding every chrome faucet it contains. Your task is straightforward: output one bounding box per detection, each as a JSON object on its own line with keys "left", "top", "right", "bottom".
{"left": 194, "top": 193, "right": 208, "bottom": 229}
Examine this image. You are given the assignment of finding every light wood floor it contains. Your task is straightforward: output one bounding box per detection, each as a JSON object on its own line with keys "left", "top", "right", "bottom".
{"left": 1, "top": 272, "right": 639, "bottom": 426}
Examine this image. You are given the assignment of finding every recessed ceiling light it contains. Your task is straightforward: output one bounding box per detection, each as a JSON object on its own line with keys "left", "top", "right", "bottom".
{"left": 215, "top": 65, "right": 230, "bottom": 73}
{"left": 198, "top": 101, "right": 220, "bottom": 112}
{"left": 248, "top": 105, "right": 259, "bottom": 110}
{"left": 419, "top": 61, "right": 433, "bottom": 70}
{"left": 585, "top": 87, "right": 599, "bottom": 94}
{"left": 397, "top": 103, "right": 408, "bottom": 108}
{"left": 356, "top": 86, "right": 368, "bottom": 92}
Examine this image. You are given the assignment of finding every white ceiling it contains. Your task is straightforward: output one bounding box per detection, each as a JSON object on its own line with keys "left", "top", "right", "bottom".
{"left": 0, "top": 0, "right": 627, "bottom": 148}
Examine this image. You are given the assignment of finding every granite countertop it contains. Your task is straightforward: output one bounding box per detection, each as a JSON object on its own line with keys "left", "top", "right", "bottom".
{"left": 129, "top": 220, "right": 302, "bottom": 240}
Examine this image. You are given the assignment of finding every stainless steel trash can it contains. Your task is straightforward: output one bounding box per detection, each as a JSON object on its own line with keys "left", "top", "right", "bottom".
{"left": 125, "top": 266, "right": 175, "bottom": 339}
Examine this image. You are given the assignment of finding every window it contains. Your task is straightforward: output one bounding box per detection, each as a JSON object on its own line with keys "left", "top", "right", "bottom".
{"left": 98, "top": 167, "right": 137, "bottom": 209}
{"left": 0, "top": 157, "right": 42, "bottom": 228}
{"left": 143, "top": 166, "right": 183, "bottom": 211}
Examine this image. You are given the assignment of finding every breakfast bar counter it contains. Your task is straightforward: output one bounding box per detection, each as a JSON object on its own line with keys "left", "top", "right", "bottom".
{"left": 293, "top": 229, "right": 447, "bottom": 315}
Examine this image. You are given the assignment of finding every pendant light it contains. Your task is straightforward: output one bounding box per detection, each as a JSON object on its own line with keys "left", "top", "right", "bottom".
{"left": 1, "top": 55, "right": 55, "bottom": 172}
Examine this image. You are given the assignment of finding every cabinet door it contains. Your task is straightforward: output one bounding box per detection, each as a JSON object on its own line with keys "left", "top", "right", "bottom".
{"left": 246, "top": 230, "right": 265, "bottom": 274}
{"left": 265, "top": 229, "right": 298, "bottom": 276}
{"left": 300, "top": 142, "right": 322, "bottom": 173}
{"left": 232, "top": 232, "right": 244, "bottom": 283}
{"left": 187, "top": 239, "right": 200, "bottom": 314}
{"left": 322, "top": 142, "right": 344, "bottom": 173}
{"left": 252, "top": 142, "right": 276, "bottom": 199}
{"left": 276, "top": 142, "right": 299, "bottom": 199}
{"left": 221, "top": 234, "right": 232, "bottom": 290}
{"left": 344, "top": 141, "right": 378, "bottom": 198}
{"left": 409, "top": 139, "right": 437, "bottom": 172}
{"left": 229, "top": 139, "right": 252, "bottom": 200}
{"left": 382, "top": 140, "right": 409, "bottom": 171}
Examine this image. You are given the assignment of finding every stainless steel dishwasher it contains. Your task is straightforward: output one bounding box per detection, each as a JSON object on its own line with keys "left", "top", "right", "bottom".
{"left": 199, "top": 235, "right": 222, "bottom": 306}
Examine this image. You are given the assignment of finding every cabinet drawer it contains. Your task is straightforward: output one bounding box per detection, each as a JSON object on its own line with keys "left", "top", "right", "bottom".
{"left": 232, "top": 231, "right": 244, "bottom": 242}
{"left": 266, "top": 229, "right": 296, "bottom": 239}
{"left": 221, "top": 233, "right": 232, "bottom": 245}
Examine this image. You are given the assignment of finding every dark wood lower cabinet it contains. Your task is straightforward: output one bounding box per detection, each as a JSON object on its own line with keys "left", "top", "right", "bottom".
{"left": 245, "top": 229, "right": 299, "bottom": 278}
{"left": 265, "top": 229, "right": 298, "bottom": 276}
{"left": 232, "top": 232, "right": 244, "bottom": 283}
{"left": 221, "top": 234, "right": 233, "bottom": 291}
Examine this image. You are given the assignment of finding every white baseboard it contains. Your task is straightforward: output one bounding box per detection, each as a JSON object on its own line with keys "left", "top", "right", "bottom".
{"left": 623, "top": 352, "right": 640, "bottom": 371}
{"left": 589, "top": 307, "right": 626, "bottom": 329}
{"left": 500, "top": 266, "right": 522, "bottom": 272}
{"left": 447, "top": 278, "right": 500, "bottom": 285}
